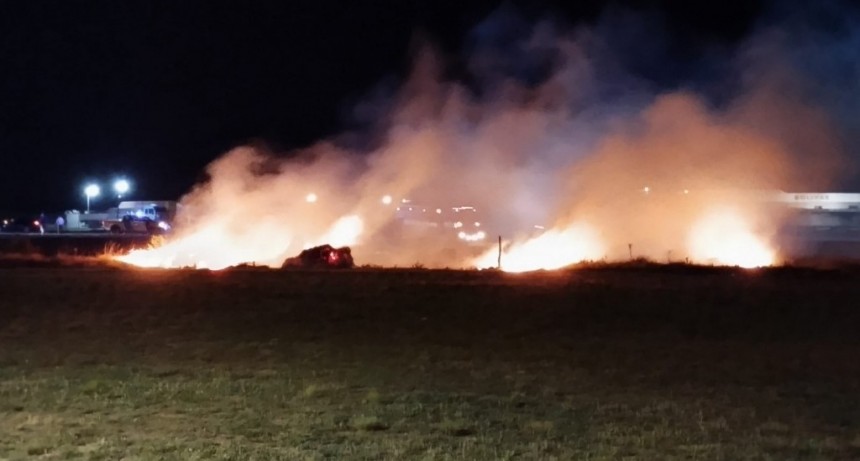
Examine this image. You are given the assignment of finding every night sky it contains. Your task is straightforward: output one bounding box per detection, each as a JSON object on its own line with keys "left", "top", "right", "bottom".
{"left": 0, "top": 0, "right": 766, "bottom": 214}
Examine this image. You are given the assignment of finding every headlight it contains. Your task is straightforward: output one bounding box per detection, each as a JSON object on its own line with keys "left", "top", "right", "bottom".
{"left": 458, "top": 231, "right": 486, "bottom": 242}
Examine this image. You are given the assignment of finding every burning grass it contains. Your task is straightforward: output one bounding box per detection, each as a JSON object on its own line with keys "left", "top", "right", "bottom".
{"left": 0, "top": 266, "right": 859, "bottom": 459}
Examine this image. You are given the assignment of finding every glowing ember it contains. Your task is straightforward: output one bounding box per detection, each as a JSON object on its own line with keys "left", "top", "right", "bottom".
{"left": 686, "top": 208, "right": 776, "bottom": 268}
{"left": 473, "top": 223, "right": 605, "bottom": 272}
{"left": 115, "top": 215, "right": 364, "bottom": 270}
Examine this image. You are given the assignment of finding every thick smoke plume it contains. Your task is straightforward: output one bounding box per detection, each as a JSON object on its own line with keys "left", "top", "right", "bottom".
{"left": 118, "top": 3, "right": 858, "bottom": 270}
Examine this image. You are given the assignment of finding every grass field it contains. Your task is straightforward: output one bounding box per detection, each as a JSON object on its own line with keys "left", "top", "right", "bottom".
{"left": 1, "top": 262, "right": 859, "bottom": 460}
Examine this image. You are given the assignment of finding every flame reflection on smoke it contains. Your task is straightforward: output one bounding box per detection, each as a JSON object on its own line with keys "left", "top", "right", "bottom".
{"left": 686, "top": 208, "right": 776, "bottom": 268}
{"left": 311, "top": 215, "right": 363, "bottom": 249}
{"left": 473, "top": 223, "right": 605, "bottom": 272}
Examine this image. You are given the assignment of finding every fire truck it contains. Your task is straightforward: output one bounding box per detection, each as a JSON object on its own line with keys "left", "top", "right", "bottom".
{"left": 101, "top": 201, "right": 178, "bottom": 235}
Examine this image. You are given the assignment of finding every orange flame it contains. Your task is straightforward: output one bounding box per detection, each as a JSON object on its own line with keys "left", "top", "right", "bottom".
{"left": 686, "top": 208, "right": 776, "bottom": 268}
{"left": 115, "top": 215, "right": 363, "bottom": 270}
{"left": 472, "top": 223, "right": 605, "bottom": 272}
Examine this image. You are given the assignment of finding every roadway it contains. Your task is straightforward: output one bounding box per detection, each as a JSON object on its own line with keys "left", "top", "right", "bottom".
{"left": 0, "top": 232, "right": 154, "bottom": 257}
{"left": 0, "top": 232, "right": 150, "bottom": 238}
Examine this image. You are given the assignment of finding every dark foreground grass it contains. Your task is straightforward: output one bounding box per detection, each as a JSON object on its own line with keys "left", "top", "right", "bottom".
{"left": 1, "top": 265, "right": 859, "bottom": 460}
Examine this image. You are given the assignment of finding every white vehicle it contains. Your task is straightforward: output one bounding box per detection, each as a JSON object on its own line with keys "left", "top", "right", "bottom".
{"left": 102, "top": 201, "right": 177, "bottom": 234}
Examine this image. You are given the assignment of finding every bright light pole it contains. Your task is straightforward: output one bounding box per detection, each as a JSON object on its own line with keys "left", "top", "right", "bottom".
{"left": 113, "top": 179, "right": 130, "bottom": 198}
{"left": 84, "top": 184, "right": 100, "bottom": 213}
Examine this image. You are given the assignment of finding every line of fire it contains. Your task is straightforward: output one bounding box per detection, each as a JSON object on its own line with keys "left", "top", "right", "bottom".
{"left": 5, "top": 188, "right": 860, "bottom": 271}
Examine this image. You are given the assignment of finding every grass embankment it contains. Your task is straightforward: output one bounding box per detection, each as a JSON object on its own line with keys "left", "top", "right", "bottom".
{"left": 0, "top": 266, "right": 859, "bottom": 460}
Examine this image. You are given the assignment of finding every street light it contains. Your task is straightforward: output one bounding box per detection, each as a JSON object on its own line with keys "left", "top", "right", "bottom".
{"left": 84, "top": 184, "right": 100, "bottom": 213}
{"left": 114, "top": 179, "right": 130, "bottom": 198}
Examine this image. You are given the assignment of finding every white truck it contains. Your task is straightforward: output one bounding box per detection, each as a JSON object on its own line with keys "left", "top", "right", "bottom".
{"left": 102, "top": 201, "right": 178, "bottom": 235}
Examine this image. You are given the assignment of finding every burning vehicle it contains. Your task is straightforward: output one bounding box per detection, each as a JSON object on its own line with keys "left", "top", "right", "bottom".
{"left": 282, "top": 244, "right": 355, "bottom": 269}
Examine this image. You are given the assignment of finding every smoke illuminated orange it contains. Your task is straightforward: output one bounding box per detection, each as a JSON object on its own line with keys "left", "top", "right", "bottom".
{"left": 108, "top": 7, "right": 841, "bottom": 272}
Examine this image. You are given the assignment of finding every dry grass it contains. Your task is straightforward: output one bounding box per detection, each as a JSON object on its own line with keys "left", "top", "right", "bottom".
{"left": 0, "top": 264, "right": 858, "bottom": 459}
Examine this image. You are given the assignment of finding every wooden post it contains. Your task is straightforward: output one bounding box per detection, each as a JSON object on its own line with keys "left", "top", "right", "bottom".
{"left": 497, "top": 235, "right": 502, "bottom": 269}
{"left": 628, "top": 243, "right": 633, "bottom": 261}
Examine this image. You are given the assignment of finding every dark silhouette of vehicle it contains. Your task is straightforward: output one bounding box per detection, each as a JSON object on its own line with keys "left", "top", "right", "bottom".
{"left": 1, "top": 217, "right": 44, "bottom": 233}
{"left": 121, "top": 215, "right": 169, "bottom": 235}
{"left": 103, "top": 203, "right": 175, "bottom": 235}
{"left": 104, "top": 214, "right": 171, "bottom": 235}
{"left": 282, "top": 245, "right": 354, "bottom": 269}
